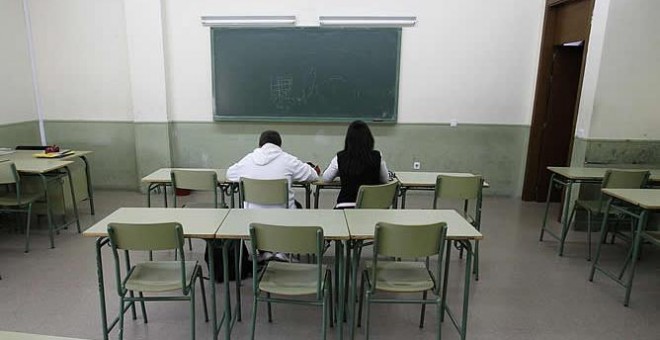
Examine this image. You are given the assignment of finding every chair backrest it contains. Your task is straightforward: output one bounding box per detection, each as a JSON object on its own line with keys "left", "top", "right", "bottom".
{"left": 239, "top": 177, "right": 289, "bottom": 207}
{"left": 171, "top": 170, "right": 218, "bottom": 208}
{"left": 433, "top": 175, "right": 483, "bottom": 227}
{"left": 107, "top": 222, "right": 188, "bottom": 294}
{"left": 602, "top": 169, "right": 650, "bottom": 189}
{"left": 249, "top": 223, "right": 325, "bottom": 296}
{"left": 372, "top": 222, "right": 447, "bottom": 293}
{"left": 0, "top": 161, "right": 18, "bottom": 185}
{"left": 374, "top": 222, "right": 447, "bottom": 258}
{"left": 355, "top": 181, "right": 399, "bottom": 209}
{"left": 0, "top": 161, "right": 22, "bottom": 204}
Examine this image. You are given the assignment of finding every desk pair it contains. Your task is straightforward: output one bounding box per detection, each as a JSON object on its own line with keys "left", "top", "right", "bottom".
{"left": 539, "top": 167, "right": 660, "bottom": 256}
{"left": 85, "top": 208, "right": 482, "bottom": 340}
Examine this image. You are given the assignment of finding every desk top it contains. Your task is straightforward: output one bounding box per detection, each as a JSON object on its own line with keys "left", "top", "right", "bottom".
{"left": 12, "top": 159, "right": 74, "bottom": 174}
{"left": 395, "top": 171, "right": 490, "bottom": 188}
{"left": 83, "top": 207, "right": 229, "bottom": 238}
{"left": 141, "top": 168, "right": 228, "bottom": 183}
{"left": 548, "top": 166, "right": 660, "bottom": 182}
{"left": 8, "top": 150, "right": 92, "bottom": 161}
{"left": 0, "top": 331, "right": 89, "bottom": 340}
{"left": 345, "top": 209, "right": 483, "bottom": 241}
{"left": 601, "top": 189, "right": 660, "bottom": 210}
{"left": 217, "top": 209, "right": 350, "bottom": 240}
{"left": 315, "top": 171, "right": 489, "bottom": 188}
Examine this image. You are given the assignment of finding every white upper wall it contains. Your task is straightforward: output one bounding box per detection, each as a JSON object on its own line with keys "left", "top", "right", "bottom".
{"left": 588, "top": 0, "right": 660, "bottom": 139}
{"left": 28, "top": 0, "right": 132, "bottom": 121}
{"left": 163, "top": 0, "right": 545, "bottom": 124}
{"left": 0, "top": 0, "right": 36, "bottom": 124}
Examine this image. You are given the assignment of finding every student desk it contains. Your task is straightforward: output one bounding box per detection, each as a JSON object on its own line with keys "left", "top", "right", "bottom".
{"left": 216, "top": 209, "right": 350, "bottom": 340}
{"left": 4, "top": 157, "right": 81, "bottom": 249}
{"left": 141, "top": 168, "right": 232, "bottom": 208}
{"left": 0, "top": 331, "right": 89, "bottom": 340}
{"left": 9, "top": 150, "right": 95, "bottom": 215}
{"left": 395, "top": 171, "right": 489, "bottom": 209}
{"left": 344, "top": 209, "right": 483, "bottom": 340}
{"left": 141, "top": 168, "right": 315, "bottom": 209}
{"left": 313, "top": 171, "right": 488, "bottom": 209}
{"left": 589, "top": 189, "right": 660, "bottom": 306}
{"left": 539, "top": 167, "right": 660, "bottom": 256}
{"left": 83, "top": 207, "right": 229, "bottom": 340}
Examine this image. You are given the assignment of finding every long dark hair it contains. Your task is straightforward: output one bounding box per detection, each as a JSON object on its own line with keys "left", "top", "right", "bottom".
{"left": 342, "top": 120, "right": 379, "bottom": 176}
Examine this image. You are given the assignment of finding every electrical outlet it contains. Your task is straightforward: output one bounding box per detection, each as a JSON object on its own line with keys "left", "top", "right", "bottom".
{"left": 413, "top": 161, "right": 421, "bottom": 170}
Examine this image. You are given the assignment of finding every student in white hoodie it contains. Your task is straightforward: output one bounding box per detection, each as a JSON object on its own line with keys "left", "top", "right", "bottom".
{"left": 226, "top": 130, "right": 320, "bottom": 209}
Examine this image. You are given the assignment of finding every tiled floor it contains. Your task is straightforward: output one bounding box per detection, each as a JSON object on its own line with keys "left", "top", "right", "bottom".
{"left": 0, "top": 189, "right": 659, "bottom": 340}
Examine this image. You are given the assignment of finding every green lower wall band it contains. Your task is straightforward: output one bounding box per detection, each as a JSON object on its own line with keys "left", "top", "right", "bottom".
{"left": 0, "top": 121, "right": 40, "bottom": 147}
{"left": 5, "top": 121, "right": 657, "bottom": 196}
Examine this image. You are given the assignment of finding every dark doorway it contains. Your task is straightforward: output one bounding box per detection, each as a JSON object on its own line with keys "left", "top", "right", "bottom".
{"left": 522, "top": 0, "right": 594, "bottom": 202}
{"left": 535, "top": 44, "right": 584, "bottom": 201}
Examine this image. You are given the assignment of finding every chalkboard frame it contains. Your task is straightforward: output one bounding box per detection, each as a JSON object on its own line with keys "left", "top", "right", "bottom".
{"left": 210, "top": 27, "right": 401, "bottom": 123}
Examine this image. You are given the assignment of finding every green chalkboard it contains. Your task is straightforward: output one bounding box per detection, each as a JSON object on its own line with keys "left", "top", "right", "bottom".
{"left": 211, "top": 27, "right": 401, "bottom": 122}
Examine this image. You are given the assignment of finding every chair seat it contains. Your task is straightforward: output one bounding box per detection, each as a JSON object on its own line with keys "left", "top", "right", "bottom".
{"left": 126, "top": 261, "right": 198, "bottom": 292}
{"left": 366, "top": 261, "right": 434, "bottom": 293}
{"left": 0, "top": 191, "right": 44, "bottom": 206}
{"left": 574, "top": 200, "right": 604, "bottom": 214}
{"left": 259, "top": 262, "right": 325, "bottom": 296}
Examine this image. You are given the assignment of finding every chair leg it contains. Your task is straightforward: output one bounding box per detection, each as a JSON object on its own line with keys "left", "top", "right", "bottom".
{"left": 188, "top": 238, "right": 193, "bottom": 251}
{"left": 267, "top": 293, "right": 273, "bottom": 323}
{"left": 586, "top": 211, "right": 592, "bottom": 261}
{"left": 365, "top": 293, "right": 372, "bottom": 340}
{"left": 436, "top": 298, "right": 442, "bottom": 340}
{"left": 24, "top": 203, "right": 33, "bottom": 253}
{"left": 250, "top": 295, "right": 258, "bottom": 340}
{"left": 419, "top": 290, "right": 428, "bottom": 328}
{"left": 119, "top": 298, "right": 125, "bottom": 340}
{"left": 560, "top": 206, "right": 578, "bottom": 257}
{"left": 328, "top": 274, "right": 334, "bottom": 328}
{"left": 138, "top": 292, "right": 148, "bottom": 323}
{"left": 198, "top": 270, "right": 209, "bottom": 322}
{"left": 473, "top": 240, "right": 480, "bottom": 281}
{"left": 190, "top": 286, "right": 196, "bottom": 340}
{"left": 357, "top": 271, "right": 366, "bottom": 327}
{"left": 322, "top": 288, "right": 328, "bottom": 340}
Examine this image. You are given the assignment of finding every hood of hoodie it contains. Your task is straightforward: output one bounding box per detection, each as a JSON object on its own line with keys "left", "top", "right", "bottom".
{"left": 252, "top": 143, "right": 283, "bottom": 166}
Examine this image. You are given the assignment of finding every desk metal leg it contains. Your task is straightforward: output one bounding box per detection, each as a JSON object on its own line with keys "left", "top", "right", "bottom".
{"left": 442, "top": 240, "right": 474, "bottom": 340}
{"left": 38, "top": 174, "right": 55, "bottom": 249}
{"left": 557, "top": 180, "right": 574, "bottom": 256}
{"left": 64, "top": 166, "right": 81, "bottom": 233}
{"left": 400, "top": 187, "right": 408, "bottom": 209}
{"left": 314, "top": 186, "right": 321, "bottom": 209}
{"left": 624, "top": 210, "right": 649, "bottom": 306}
{"left": 305, "top": 183, "right": 312, "bottom": 209}
{"left": 335, "top": 240, "right": 345, "bottom": 340}
{"left": 539, "top": 173, "right": 556, "bottom": 241}
{"left": 80, "top": 155, "right": 95, "bottom": 215}
{"left": 208, "top": 240, "right": 220, "bottom": 340}
{"left": 95, "top": 237, "right": 111, "bottom": 340}
{"left": 348, "top": 240, "right": 363, "bottom": 340}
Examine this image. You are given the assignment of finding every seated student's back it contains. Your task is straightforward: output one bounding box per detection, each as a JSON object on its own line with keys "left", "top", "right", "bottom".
{"left": 226, "top": 130, "right": 319, "bottom": 209}
{"left": 323, "top": 120, "right": 389, "bottom": 208}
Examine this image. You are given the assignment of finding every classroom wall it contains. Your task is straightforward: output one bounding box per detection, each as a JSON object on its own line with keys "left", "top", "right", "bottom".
{"left": 572, "top": 0, "right": 660, "bottom": 166}
{"left": 0, "top": 0, "right": 37, "bottom": 126}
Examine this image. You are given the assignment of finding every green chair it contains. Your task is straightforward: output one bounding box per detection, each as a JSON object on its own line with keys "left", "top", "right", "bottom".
{"left": 357, "top": 222, "right": 448, "bottom": 340}
{"left": 248, "top": 223, "right": 333, "bottom": 340}
{"left": 239, "top": 177, "right": 289, "bottom": 209}
{"left": 171, "top": 170, "right": 219, "bottom": 251}
{"left": 564, "top": 169, "right": 649, "bottom": 260}
{"left": 107, "top": 222, "right": 208, "bottom": 340}
{"left": 0, "top": 161, "right": 47, "bottom": 253}
{"left": 433, "top": 174, "right": 483, "bottom": 279}
{"left": 355, "top": 181, "right": 400, "bottom": 209}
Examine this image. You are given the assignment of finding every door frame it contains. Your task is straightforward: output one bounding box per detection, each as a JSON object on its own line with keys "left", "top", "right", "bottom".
{"left": 521, "top": 0, "right": 595, "bottom": 201}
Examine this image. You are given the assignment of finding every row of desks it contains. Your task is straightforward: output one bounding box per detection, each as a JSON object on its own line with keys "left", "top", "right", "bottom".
{"left": 142, "top": 168, "right": 489, "bottom": 209}
{"left": 1, "top": 150, "right": 94, "bottom": 249}
{"left": 83, "top": 207, "right": 482, "bottom": 340}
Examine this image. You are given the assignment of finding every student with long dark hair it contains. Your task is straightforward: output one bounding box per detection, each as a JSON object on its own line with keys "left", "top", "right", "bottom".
{"left": 322, "top": 120, "right": 389, "bottom": 208}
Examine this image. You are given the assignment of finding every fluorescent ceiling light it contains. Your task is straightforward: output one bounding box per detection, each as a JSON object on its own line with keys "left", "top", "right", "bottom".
{"left": 562, "top": 40, "right": 584, "bottom": 47}
{"left": 201, "top": 16, "right": 296, "bottom": 27}
{"left": 319, "top": 16, "right": 416, "bottom": 27}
